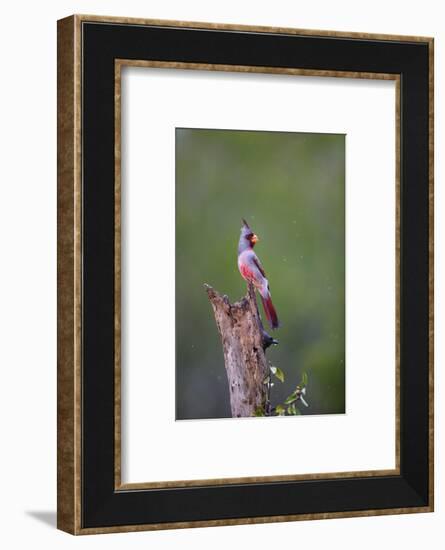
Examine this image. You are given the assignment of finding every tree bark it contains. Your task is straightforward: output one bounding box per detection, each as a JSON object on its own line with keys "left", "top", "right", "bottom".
{"left": 205, "top": 282, "right": 272, "bottom": 418}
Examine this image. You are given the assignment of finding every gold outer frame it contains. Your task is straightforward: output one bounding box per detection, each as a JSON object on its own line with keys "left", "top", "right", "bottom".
{"left": 57, "top": 14, "right": 434, "bottom": 535}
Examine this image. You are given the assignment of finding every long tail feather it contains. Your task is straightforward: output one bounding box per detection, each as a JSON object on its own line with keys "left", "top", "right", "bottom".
{"left": 260, "top": 293, "right": 279, "bottom": 330}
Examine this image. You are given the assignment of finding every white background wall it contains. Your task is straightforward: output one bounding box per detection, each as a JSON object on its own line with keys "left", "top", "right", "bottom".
{"left": 0, "top": 1, "right": 442, "bottom": 548}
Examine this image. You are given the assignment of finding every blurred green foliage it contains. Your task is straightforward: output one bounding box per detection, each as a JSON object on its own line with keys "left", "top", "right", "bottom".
{"left": 175, "top": 128, "right": 345, "bottom": 419}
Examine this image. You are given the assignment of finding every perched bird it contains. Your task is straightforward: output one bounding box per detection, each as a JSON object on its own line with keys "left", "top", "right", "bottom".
{"left": 237, "top": 219, "right": 279, "bottom": 329}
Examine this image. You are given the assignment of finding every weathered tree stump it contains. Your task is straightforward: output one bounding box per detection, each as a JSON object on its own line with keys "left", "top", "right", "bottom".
{"left": 205, "top": 282, "right": 276, "bottom": 418}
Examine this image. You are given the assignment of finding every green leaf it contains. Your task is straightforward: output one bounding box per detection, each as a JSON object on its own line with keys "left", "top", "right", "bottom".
{"left": 263, "top": 376, "right": 270, "bottom": 385}
{"left": 253, "top": 406, "right": 265, "bottom": 417}
{"left": 286, "top": 403, "right": 301, "bottom": 416}
{"left": 275, "top": 404, "right": 286, "bottom": 416}
{"left": 302, "top": 371, "right": 308, "bottom": 387}
{"left": 284, "top": 393, "right": 297, "bottom": 405}
{"left": 274, "top": 367, "right": 285, "bottom": 383}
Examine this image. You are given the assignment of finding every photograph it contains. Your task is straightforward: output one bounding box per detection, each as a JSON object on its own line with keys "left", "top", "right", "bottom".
{"left": 175, "top": 128, "right": 346, "bottom": 420}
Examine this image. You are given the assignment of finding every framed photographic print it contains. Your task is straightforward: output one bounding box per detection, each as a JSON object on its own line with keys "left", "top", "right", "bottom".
{"left": 57, "top": 15, "right": 434, "bottom": 534}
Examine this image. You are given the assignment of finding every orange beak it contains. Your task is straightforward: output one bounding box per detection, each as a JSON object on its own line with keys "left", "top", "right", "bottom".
{"left": 251, "top": 234, "right": 259, "bottom": 244}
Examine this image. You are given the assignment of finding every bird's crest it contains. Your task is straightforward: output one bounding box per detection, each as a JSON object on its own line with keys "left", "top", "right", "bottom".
{"left": 241, "top": 219, "right": 253, "bottom": 238}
